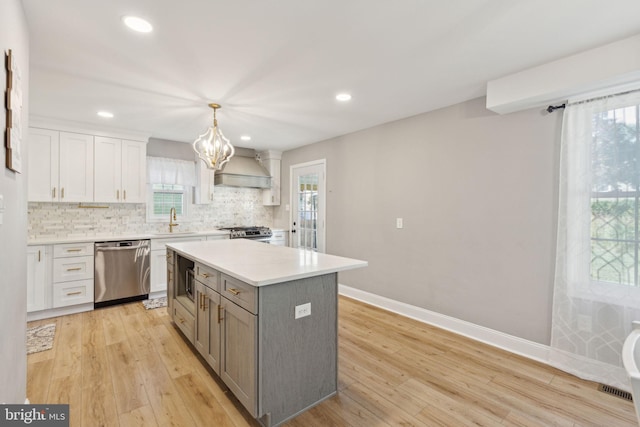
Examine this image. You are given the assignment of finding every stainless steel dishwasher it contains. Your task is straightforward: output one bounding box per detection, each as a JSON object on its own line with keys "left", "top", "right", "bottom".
{"left": 94, "top": 239, "right": 150, "bottom": 307}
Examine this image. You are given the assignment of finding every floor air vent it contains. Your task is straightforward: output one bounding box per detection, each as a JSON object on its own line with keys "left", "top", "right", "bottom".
{"left": 598, "top": 384, "right": 633, "bottom": 401}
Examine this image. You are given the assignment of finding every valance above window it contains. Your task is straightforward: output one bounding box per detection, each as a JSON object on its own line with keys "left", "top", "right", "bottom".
{"left": 147, "top": 156, "right": 196, "bottom": 186}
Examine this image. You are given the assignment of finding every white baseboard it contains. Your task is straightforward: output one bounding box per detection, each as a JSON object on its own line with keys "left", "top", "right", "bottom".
{"left": 338, "top": 284, "right": 551, "bottom": 365}
{"left": 149, "top": 290, "right": 167, "bottom": 300}
{"left": 27, "top": 303, "right": 94, "bottom": 322}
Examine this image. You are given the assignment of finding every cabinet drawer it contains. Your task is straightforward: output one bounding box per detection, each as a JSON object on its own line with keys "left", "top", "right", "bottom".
{"left": 195, "top": 263, "right": 219, "bottom": 291}
{"left": 221, "top": 274, "right": 257, "bottom": 314}
{"left": 173, "top": 301, "right": 195, "bottom": 344}
{"left": 271, "top": 230, "right": 286, "bottom": 240}
{"left": 53, "top": 256, "right": 94, "bottom": 282}
{"left": 52, "top": 279, "right": 94, "bottom": 307}
{"left": 53, "top": 242, "right": 94, "bottom": 258}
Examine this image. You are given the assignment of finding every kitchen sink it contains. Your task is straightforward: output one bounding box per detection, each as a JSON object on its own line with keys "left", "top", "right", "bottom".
{"left": 150, "top": 231, "right": 200, "bottom": 237}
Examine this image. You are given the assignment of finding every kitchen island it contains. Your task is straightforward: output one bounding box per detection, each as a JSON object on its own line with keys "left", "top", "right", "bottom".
{"left": 166, "top": 239, "right": 367, "bottom": 427}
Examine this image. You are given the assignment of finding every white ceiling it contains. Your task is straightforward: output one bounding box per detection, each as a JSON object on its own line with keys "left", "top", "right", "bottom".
{"left": 21, "top": 0, "right": 640, "bottom": 151}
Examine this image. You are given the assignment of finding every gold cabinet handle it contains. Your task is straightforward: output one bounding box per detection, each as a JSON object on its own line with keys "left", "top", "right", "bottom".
{"left": 66, "top": 291, "right": 82, "bottom": 296}
{"left": 123, "top": 190, "right": 126, "bottom": 200}
{"left": 61, "top": 187, "right": 65, "bottom": 199}
{"left": 66, "top": 267, "right": 82, "bottom": 271}
{"left": 66, "top": 248, "right": 82, "bottom": 252}
{"left": 228, "top": 288, "right": 240, "bottom": 296}
{"left": 116, "top": 189, "right": 120, "bottom": 200}
{"left": 52, "top": 187, "right": 56, "bottom": 199}
{"left": 177, "top": 316, "right": 185, "bottom": 324}
{"left": 217, "top": 305, "right": 224, "bottom": 324}
{"left": 38, "top": 250, "right": 41, "bottom": 262}
{"left": 201, "top": 273, "right": 211, "bottom": 278}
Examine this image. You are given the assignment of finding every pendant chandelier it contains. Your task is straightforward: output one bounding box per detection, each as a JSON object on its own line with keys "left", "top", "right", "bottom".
{"left": 193, "top": 103, "right": 235, "bottom": 170}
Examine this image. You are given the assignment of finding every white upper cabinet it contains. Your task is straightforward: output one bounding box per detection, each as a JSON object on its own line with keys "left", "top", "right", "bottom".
{"left": 121, "top": 140, "right": 147, "bottom": 203}
{"left": 28, "top": 128, "right": 59, "bottom": 202}
{"left": 194, "top": 157, "right": 215, "bottom": 204}
{"left": 94, "top": 136, "right": 146, "bottom": 203}
{"left": 59, "top": 132, "right": 95, "bottom": 202}
{"left": 28, "top": 128, "right": 94, "bottom": 202}
{"left": 94, "top": 136, "right": 121, "bottom": 202}
{"left": 260, "top": 150, "right": 282, "bottom": 206}
{"left": 28, "top": 127, "right": 147, "bottom": 203}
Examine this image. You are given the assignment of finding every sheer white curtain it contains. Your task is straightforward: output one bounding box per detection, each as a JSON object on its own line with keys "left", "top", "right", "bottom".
{"left": 551, "top": 89, "right": 640, "bottom": 390}
{"left": 147, "top": 156, "right": 196, "bottom": 186}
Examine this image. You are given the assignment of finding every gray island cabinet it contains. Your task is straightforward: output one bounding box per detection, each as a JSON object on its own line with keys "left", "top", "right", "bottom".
{"left": 166, "top": 239, "right": 367, "bottom": 427}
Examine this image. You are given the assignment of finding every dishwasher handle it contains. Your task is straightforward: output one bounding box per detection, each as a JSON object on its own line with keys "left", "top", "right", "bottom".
{"left": 95, "top": 246, "right": 142, "bottom": 252}
{"left": 95, "top": 240, "right": 150, "bottom": 248}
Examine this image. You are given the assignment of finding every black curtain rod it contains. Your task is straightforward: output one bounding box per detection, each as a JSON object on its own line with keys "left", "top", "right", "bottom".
{"left": 546, "top": 104, "right": 566, "bottom": 113}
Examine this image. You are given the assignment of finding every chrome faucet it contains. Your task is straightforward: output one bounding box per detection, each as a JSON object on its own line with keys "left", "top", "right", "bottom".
{"left": 169, "top": 207, "right": 179, "bottom": 233}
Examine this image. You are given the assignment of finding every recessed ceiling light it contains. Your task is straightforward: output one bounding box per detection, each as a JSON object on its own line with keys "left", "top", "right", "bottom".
{"left": 336, "top": 93, "right": 352, "bottom": 102}
{"left": 240, "top": 135, "right": 251, "bottom": 141}
{"left": 122, "top": 16, "right": 153, "bottom": 33}
{"left": 97, "top": 111, "right": 114, "bottom": 118}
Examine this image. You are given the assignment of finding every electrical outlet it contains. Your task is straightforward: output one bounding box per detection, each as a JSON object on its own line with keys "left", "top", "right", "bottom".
{"left": 295, "top": 302, "right": 311, "bottom": 319}
{"left": 396, "top": 217, "right": 403, "bottom": 229}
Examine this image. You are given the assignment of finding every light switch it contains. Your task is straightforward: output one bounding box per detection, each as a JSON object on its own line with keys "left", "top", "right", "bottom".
{"left": 396, "top": 218, "right": 403, "bottom": 229}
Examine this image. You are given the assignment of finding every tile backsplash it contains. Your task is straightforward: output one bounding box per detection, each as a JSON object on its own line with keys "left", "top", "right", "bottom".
{"left": 28, "top": 186, "right": 273, "bottom": 240}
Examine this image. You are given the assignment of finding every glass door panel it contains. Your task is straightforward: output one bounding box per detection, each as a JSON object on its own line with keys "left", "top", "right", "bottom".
{"left": 291, "top": 162, "right": 325, "bottom": 252}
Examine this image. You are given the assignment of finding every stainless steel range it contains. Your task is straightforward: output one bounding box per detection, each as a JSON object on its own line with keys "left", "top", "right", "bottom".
{"left": 220, "top": 226, "right": 272, "bottom": 242}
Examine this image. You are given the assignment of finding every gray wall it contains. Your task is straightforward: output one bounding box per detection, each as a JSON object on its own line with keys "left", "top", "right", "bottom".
{"left": 274, "top": 97, "right": 561, "bottom": 344}
{"left": 0, "top": 0, "right": 29, "bottom": 402}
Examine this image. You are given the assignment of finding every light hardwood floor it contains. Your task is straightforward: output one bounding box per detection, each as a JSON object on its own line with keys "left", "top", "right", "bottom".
{"left": 27, "top": 296, "right": 638, "bottom": 426}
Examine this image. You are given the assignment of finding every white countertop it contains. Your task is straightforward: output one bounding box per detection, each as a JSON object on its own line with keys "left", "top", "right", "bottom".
{"left": 167, "top": 239, "right": 368, "bottom": 287}
{"left": 28, "top": 229, "right": 230, "bottom": 245}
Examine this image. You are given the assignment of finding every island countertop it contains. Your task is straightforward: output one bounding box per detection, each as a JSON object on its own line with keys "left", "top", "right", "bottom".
{"left": 167, "top": 239, "right": 367, "bottom": 286}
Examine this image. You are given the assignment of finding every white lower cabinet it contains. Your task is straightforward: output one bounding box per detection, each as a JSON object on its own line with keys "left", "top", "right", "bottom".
{"left": 150, "top": 250, "right": 170, "bottom": 293}
{"left": 27, "top": 246, "right": 48, "bottom": 312}
{"left": 52, "top": 255, "right": 93, "bottom": 283}
{"left": 150, "top": 236, "right": 206, "bottom": 293}
{"left": 269, "top": 229, "right": 288, "bottom": 246}
{"left": 28, "top": 242, "right": 94, "bottom": 318}
{"left": 52, "top": 243, "right": 94, "bottom": 307}
{"left": 52, "top": 279, "right": 93, "bottom": 308}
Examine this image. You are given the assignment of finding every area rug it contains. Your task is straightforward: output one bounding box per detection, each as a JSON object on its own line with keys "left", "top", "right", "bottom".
{"left": 27, "top": 323, "right": 56, "bottom": 355}
{"left": 142, "top": 296, "right": 167, "bottom": 310}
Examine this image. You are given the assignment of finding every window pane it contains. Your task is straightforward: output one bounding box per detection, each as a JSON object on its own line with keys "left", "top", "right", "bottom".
{"left": 590, "top": 104, "right": 640, "bottom": 286}
{"left": 151, "top": 184, "right": 185, "bottom": 217}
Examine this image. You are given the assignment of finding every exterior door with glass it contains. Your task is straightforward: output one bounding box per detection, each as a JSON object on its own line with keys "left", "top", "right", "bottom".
{"left": 290, "top": 161, "right": 326, "bottom": 253}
